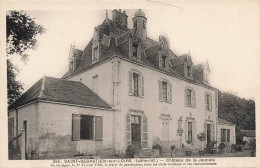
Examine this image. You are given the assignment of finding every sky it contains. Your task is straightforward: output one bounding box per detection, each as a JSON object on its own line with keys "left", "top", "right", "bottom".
{"left": 8, "top": 1, "right": 260, "bottom": 100}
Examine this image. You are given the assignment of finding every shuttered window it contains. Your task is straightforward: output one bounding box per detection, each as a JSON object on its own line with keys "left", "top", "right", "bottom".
{"left": 188, "top": 122, "right": 192, "bottom": 141}
{"left": 185, "top": 88, "right": 196, "bottom": 108}
{"left": 72, "top": 114, "right": 103, "bottom": 141}
{"left": 129, "top": 71, "right": 144, "bottom": 97}
{"left": 205, "top": 93, "right": 212, "bottom": 111}
{"left": 159, "top": 80, "right": 172, "bottom": 103}
{"left": 227, "top": 129, "right": 230, "bottom": 142}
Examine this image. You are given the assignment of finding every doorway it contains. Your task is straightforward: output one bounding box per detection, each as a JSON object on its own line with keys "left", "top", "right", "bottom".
{"left": 207, "top": 124, "right": 211, "bottom": 143}
{"left": 131, "top": 115, "right": 141, "bottom": 147}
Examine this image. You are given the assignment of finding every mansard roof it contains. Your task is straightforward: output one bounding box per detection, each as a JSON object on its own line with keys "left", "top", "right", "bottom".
{"left": 62, "top": 11, "right": 215, "bottom": 90}
{"left": 8, "top": 76, "right": 113, "bottom": 111}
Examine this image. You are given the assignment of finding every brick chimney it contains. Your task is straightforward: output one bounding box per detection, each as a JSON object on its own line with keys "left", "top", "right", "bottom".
{"left": 112, "top": 9, "right": 128, "bottom": 30}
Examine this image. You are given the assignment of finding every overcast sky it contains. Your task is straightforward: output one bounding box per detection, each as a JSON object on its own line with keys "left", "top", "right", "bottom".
{"left": 9, "top": 1, "right": 260, "bottom": 100}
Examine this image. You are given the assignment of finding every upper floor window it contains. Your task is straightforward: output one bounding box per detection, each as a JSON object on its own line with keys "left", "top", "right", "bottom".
{"left": 129, "top": 71, "right": 144, "bottom": 97}
{"left": 205, "top": 93, "right": 212, "bottom": 111}
{"left": 133, "top": 44, "right": 138, "bottom": 58}
{"left": 187, "top": 66, "right": 191, "bottom": 77}
{"left": 185, "top": 88, "right": 196, "bottom": 108}
{"left": 133, "top": 73, "right": 139, "bottom": 97}
{"left": 159, "top": 80, "right": 172, "bottom": 103}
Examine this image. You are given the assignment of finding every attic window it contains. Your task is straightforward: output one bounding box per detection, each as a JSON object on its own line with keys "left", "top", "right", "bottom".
{"left": 93, "top": 47, "right": 98, "bottom": 62}
{"left": 187, "top": 66, "right": 191, "bottom": 77}
{"left": 162, "top": 55, "right": 166, "bottom": 68}
{"left": 133, "top": 43, "right": 138, "bottom": 57}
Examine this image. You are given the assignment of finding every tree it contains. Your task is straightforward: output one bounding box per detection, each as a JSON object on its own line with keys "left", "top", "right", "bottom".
{"left": 6, "top": 11, "right": 45, "bottom": 105}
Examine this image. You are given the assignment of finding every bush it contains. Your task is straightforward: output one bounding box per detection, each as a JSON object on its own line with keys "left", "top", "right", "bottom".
{"left": 126, "top": 145, "right": 140, "bottom": 158}
{"left": 218, "top": 143, "right": 226, "bottom": 150}
{"left": 231, "top": 144, "right": 236, "bottom": 153}
{"left": 152, "top": 144, "right": 162, "bottom": 155}
{"left": 249, "top": 139, "right": 256, "bottom": 157}
{"left": 236, "top": 144, "right": 245, "bottom": 152}
{"left": 205, "top": 141, "right": 217, "bottom": 153}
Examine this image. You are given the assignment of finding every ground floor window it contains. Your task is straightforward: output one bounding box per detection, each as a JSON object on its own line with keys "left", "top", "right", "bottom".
{"left": 80, "top": 115, "right": 94, "bottom": 140}
{"left": 221, "top": 129, "right": 230, "bottom": 142}
{"left": 162, "top": 118, "right": 169, "bottom": 141}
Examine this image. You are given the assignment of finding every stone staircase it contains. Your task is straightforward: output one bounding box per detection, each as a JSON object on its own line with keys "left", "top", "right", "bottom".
{"left": 134, "top": 148, "right": 154, "bottom": 158}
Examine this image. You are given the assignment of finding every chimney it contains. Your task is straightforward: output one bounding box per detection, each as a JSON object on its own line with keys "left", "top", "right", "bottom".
{"left": 112, "top": 9, "right": 128, "bottom": 30}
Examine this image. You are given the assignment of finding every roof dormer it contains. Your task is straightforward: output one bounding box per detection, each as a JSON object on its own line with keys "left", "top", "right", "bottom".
{"left": 158, "top": 35, "right": 170, "bottom": 71}
{"left": 193, "top": 61, "right": 210, "bottom": 85}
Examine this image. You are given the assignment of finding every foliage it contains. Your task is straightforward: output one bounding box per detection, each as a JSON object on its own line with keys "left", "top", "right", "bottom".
{"left": 186, "top": 140, "right": 192, "bottom": 145}
{"left": 125, "top": 145, "right": 140, "bottom": 158}
{"left": 236, "top": 144, "right": 245, "bottom": 152}
{"left": 249, "top": 139, "right": 256, "bottom": 157}
{"left": 6, "top": 11, "right": 45, "bottom": 105}
{"left": 218, "top": 143, "right": 226, "bottom": 150}
{"left": 218, "top": 90, "right": 255, "bottom": 130}
{"left": 152, "top": 144, "right": 162, "bottom": 155}
{"left": 205, "top": 141, "right": 217, "bottom": 153}
{"left": 197, "top": 132, "right": 206, "bottom": 142}
{"left": 7, "top": 60, "right": 23, "bottom": 105}
{"left": 170, "top": 145, "right": 175, "bottom": 151}
{"left": 231, "top": 144, "right": 236, "bottom": 153}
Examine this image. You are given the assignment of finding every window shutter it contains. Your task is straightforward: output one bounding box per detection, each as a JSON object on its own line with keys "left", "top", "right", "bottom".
{"left": 227, "top": 129, "right": 230, "bottom": 142}
{"left": 192, "top": 121, "right": 196, "bottom": 141}
{"left": 167, "top": 83, "right": 170, "bottom": 103}
{"left": 192, "top": 90, "right": 196, "bottom": 108}
{"left": 126, "top": 113, "right": 131, "bottom": 146}
{"left": 169, "top": 83, "right": 172, "bottom": 103}
{"left": 72, "top": 113, "right": 80, "bottom": 141}
{"left": 128, "top": 71, "right": 133, "bottom": 95}
{"left": 95, "top": 116, "right": 103, "bottom": 141}
{"left": 211, "top": 124, "right": 215, "bottom": 141}
{"left": 8, "top": 117, "right": 14, "bottom": 141}
{"left": 205, "top": 94, "right": 208, "bottom": 111}
{"left": 139, "top": 75, "right": 144, "bottom": 97}
{"left": 142, "top": 115, "right": 148, "bottom": 148}
{"left": 185, "top": 120, "right": 188, "bottom": 141}
{"left": 209, "top": 95, "right": 212, "bottom": 111}
{"left": 185, "top": 89, "right": 188, "bottom": 106}
{"left": 158, "top": 80, "right": 163, "bottom": 101}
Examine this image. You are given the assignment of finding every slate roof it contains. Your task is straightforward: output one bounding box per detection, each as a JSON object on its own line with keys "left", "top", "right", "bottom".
{"left": 8, "top": 76, "right": 113, "bottom": 111}
{"left": 61, "top": 11, "right": 216, "bottom": 91}
{"left": 218, "top": 118, "right": 235, "bottom": 126}
{"left": 240, "top": 130, "right": 255, "bottom": 137}
{"left": 193, "top": 63, "right": 204, "bottom": 74}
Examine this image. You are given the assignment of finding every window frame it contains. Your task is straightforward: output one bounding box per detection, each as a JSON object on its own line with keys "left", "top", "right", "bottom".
{"left": 188, "top": 122, "right": 193, "bottom": 141}
{"left": 133, "top": 73, "right": 139, "bottom": 97}
{"left": 187, "top": 89, "right": 192, "bottom": 107}
{"left": 93, "top": 47, "right": 98, "bottom": 62}
{"left": 80, "top": 115, "right": 94, "bottom": 140}
{"left": 162, "top": 81, "right": 167, "bottom": 102}
{"left": 132, "top": 43, "right": 138, "bottom": 58}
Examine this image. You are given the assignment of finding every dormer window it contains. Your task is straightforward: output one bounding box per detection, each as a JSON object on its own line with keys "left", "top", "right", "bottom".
{"left": 187, "top": 66, "right": 191, "bottom": 77}
{"left": 93, "top": 47, "right": 98, "bottom": 62}
{"left": 133, "top": 43, "right": 138, "bottom": 58}
{"left": 162, "top": 55, "right": 166, "bottom": 68}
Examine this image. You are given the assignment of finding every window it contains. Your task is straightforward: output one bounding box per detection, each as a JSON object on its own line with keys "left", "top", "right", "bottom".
{"left": 185, "top": 88, "right": 196, "bottom": 108}
{"left": 187, "top": 66, "right": 191, "bottom": 77}
{"left": 221, "top": 129, "right": 230, "bottom": 142}
{"left": 134, "top": 20, "right": 137, "bottom": 28}
{"left": 92, "top": 75, "right": 98, "bottom": 94}
{"left": 188, "top": 122, "right": 193, "bottom": 141}
{"left": 205, "top": 93, "right": 212, "bottom": 111}
{"left": 162, "top": 81, "right": 167, "bottom": 102}
{"left": 159, "top": 80, "right": 172, "bottom": 103}
{"left": 80, "top": 115, "right": 94, "bottom": 140}
{"left": 143, "top": 20, "right": 146, "bottom": 29}
{"left": 162, "top": 56, "right": 166, "bottom": 68}
{"left": 93, "top": 47, "right": 98, "bottom": 62}
{"left": 133, "top": 73, "right": 139, "bottom": 97}
{"left": 129, "top": 71, "right": 144, "bottom": 97}
{"left": 72, "top": 114, "right": 103, "bottom": 141}
{"left": 133, "top": 44, "right": 138, "bottom": 57}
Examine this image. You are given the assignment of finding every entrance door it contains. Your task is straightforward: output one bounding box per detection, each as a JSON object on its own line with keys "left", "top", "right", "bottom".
{"left": 131, "top": 115, "right": 141, "bottom": 147}
{"left": 207, "top": 124, "right": 211, "bottom": 143}
{"left": 23, "top": 120, "right": 27, "bottom": 160}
